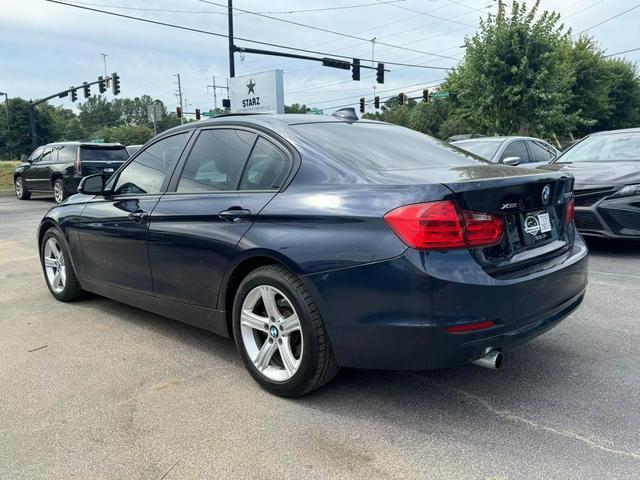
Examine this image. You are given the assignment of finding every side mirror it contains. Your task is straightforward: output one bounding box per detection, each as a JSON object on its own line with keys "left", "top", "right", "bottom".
{"left": 503, "top": 156, "right": 521, "bottom": 166}
{"left": 78, "top": 173, "right": 105, "bottom": 195}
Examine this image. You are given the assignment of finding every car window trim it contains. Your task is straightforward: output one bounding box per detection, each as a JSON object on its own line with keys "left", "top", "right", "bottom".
{"left": 501, "top": 140, "right": 529, "bottom": 163}
{"left": 166, "top": 125, "right": 296, "bottom": 195}
{"left": 105, "top": 130, "right": 195, "bottom": 197}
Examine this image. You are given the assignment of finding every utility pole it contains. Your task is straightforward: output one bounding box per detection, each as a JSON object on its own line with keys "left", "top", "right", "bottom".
{"left": 207, "top": 76, "right": 218, "bottom": 110}
{"left": 175, "top": 73, "right": 184, "bottom": 125}
{"left": 370, "top": 37, "right": 376, "bottom": 69}
{"left": 0, "top": 92, "right": 12, "bottom": 159}
{"left": 228, "top": 0, "right": 235, "bottom": 78}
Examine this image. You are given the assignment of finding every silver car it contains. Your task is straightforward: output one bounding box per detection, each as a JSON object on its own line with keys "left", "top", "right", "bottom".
{"left": 452, "top": 136, "right": 559, "bottom": 166}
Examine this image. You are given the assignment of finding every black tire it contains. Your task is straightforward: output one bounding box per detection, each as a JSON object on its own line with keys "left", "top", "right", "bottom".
{"left": 15, "top": 176, "right": 31, "bottom": 200}
{"left": 233, "top": 265, "right": 339, "bottom": 397}
{"left": 40, "top": 227, "right": 84, "bottom": 302}
{"left": 53, "top": 178, "right": 67, "bottom": 204}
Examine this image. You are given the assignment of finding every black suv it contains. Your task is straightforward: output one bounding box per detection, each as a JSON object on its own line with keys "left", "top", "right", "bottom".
{"left": 14, "top": 142, "right": 129, "bottom": 203}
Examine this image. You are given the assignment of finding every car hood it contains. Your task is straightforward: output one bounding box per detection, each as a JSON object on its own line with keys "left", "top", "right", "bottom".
{"left": 540, "top": 161, "right": 640, "bottom": 188}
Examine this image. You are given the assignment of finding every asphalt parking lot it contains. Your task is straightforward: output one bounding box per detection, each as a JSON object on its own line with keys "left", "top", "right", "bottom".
{"left": 1, "top": 194, "right": 639, "bottom": 479}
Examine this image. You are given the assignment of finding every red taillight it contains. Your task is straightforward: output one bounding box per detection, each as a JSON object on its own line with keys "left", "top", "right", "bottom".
{"left": 384, "top": 200, "right": 503, "bottom": 250}
{"left": 75, "top": 147, "right": 82, "bottom": 176}
{"left": 447, "top": 320, "right": 495, "bottom": 333}
{"left": 564, "top": 198, "right": 575, "bottom": 225}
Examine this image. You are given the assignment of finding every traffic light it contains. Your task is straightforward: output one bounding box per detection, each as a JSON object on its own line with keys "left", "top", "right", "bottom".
{"left": 374, "top": 96, "right": 380, "bottom": 109}
{"left": 423, "top": 89, "right": 429, "bottom": 102}
{"left": 82, "top": 82, "right": 91, "bottom": 98}
{"left": 195, "top": 108, "right": 201, "bottom": 120}
{"left": 176, "top": 106, "right": 182, "bottom": 118}
{"left": 111, "top": 72, "right": 121, "bottom": 95}
{"left": 352, "top": 58, "right": 360, "bottom": 81}
{"left": 399, "top": 93, "right": 405, "bottom": 106}
{"left": 70, "top": 88, "right": 77, "bottom": 102}
{"left": 359, "top": 97, "right": 365, "bottom": 113}
{"left": 376, "top": 62, "right": 384, "bottom": 84}
{"left": 98, "top": 76, "right": 107, "bottom": 94}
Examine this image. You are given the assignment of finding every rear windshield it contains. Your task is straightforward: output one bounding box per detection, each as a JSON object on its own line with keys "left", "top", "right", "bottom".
{"left": 453, "top": 140, "right": 502, "bottom": 161}
{"left": 559, "top": 132, "right": 640, "bottom": 162}
{"left": 80, "top": 146, "right": 128, "bottom": 162}
{"left": 293, "top": 122, "right": 484, "bottom": 171}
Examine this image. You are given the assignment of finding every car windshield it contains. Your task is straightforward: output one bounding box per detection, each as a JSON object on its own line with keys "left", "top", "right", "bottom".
{"left": 453, "top": 140, "right": 503, "bottom": 160}
{"left": 559, "top": 132, "right": 640, "bottom": 162}
{"left": 80, "top": 146, "right": 129, "bottom": 162}
{"left": 294, "top": 122, "right": 484, "bottom": 171}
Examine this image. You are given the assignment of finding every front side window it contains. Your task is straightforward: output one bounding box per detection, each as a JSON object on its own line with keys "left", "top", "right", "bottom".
{"left": 500, "top": 141, "right": 529, "bottom": 163}
{"left": 113, "top": 133, "right": 189, "bottom": 195}
{"left": 177, "top": 129, "right": 256, "bottom": 193}
{"left": 40, "top": 147, "right": 55, "bottom": 163}
{"left": 29, "top": 147, "right": 44, "bottom": 162}
{"left": 239, "top": 138, "right": 291, "bottom": 190}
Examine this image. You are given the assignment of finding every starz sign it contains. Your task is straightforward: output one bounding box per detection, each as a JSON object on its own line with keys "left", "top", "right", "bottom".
{"left": 229, "top": 69, "right": 284, "bottom": 114}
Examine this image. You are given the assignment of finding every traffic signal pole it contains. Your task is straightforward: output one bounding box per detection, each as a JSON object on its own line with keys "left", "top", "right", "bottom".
{"left": 228, "top": 0, "right": 235, "bottom": 78}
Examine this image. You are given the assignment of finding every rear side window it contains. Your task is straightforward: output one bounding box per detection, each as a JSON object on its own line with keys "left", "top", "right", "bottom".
{"left": 293, "top": 122, "right": 483, "bottom": 172}
{"left": 80, "top": 146, "right": 129, "bottom": 162}
{"left": 114, "top": 133, "right": 189, "bottom": 195}
{"left": 57, "top": 145, "right": 77, "bottom": 163}
{"left": 239, "top": 138, "right": 291, "bottom": 190}
{"left": 177, "top": 129, "right": 256, "bottom": 192}
{"left": 500, "top": 141, "right": 530, "bottom": 163}
{"left": 528, "top": 141, "right": 554, "bottom": 163}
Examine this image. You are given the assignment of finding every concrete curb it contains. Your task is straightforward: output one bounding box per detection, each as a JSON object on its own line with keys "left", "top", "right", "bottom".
{"left": 0, "top": 190, "right": 15, "bottom": 198}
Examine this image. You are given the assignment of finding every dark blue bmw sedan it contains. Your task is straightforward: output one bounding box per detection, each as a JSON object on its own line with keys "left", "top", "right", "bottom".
{"left": 37, "top": 114, "right": 587, "bottom": 397}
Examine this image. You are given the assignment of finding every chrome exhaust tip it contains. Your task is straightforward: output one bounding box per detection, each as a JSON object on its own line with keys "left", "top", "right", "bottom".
{"left": 471, "top": 349, "right": 502, "bottom": 369}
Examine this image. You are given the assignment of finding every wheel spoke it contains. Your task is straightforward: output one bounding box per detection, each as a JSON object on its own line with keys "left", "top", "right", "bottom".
{"left": 254, "top": 339, "right": 278, "bottom": 371}
{"left": 48, "top": 239, "right": 62, "bottom": 260}
{"left": 241, "top": 310, "right": 267, "bottom": 331}
{"left": 53, "top": 270, "right": 62, "bottom": 289}
{"left": 44, "top": 257, "right": 57, "bottom": 268}
{"left": 280, "top": 314, "right": 300, "bottom": 335}
{"left": 260, "top": 286, "right": 281, "bottom": 320}
{"left": 59, "top": 266, "right": 66, "bottom": 286}
{"left": 279, "top": 338, "right": 298, "bottom": 377}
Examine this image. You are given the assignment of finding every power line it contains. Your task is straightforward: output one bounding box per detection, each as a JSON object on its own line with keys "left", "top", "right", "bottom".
{"left": 604, "top": 47, "right": 640, "bottom": 58}
{"left": 45, "top": 0, "right": 453, "bottom": 70}
{"left": 199, "top": 0, "right": 462, "bottom": 61}
{"left": 253, "top": 0, "right": 406, "bottom": 15}
{"left": 576, "top": 3, "right": 640, "bottom": 35}
{"left": 372, "top": 0, "right": 476, "bottom": 27}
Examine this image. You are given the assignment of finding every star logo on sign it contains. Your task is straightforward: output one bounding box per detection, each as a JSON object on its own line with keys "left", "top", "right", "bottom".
{"left": 246, "top": 78, "right": 256, "bottom": 94}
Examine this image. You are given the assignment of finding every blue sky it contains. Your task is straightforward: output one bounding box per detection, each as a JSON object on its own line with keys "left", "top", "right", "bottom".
{"left": 1, "top": 0, "right": 638, "bottom": 115}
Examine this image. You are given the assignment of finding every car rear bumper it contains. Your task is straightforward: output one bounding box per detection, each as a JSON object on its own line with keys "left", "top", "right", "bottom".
{"left": 574, "top": 197, "right": 640, "bottom": 239}
{"left": 304, "top": 237, "right": 588, "bottom": 370}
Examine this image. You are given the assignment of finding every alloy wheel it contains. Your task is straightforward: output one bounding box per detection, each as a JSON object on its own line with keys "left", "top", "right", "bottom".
{"left": 240, "top": 285, "right": 303, "bottom": 382}
{"left": 15, "top": 177, "right": 23, "bottom": 197}
{"left": 53, "top": 180, "right": 64, "bottom": 203}
{"left": 43, "top": 238, "right": 66, "bottom": 293}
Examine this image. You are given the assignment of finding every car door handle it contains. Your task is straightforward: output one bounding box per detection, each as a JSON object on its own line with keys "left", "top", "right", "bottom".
{"left": 128, "top": 210, "right": 150, "bottom": 223}
{"left": 219, "top": 207, "right": 251, "bottom": 222}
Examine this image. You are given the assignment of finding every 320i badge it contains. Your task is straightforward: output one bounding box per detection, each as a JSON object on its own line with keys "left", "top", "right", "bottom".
{"left": 37, "top": 114, "right": 588, "bottom": 397}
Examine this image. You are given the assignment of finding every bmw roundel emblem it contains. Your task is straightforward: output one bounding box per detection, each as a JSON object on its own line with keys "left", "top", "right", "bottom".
{"left": 542, "top": 184, "right": 551, "bottom": 205}
{"left": 270, "top": 326, "right": 279, "bottom": 338}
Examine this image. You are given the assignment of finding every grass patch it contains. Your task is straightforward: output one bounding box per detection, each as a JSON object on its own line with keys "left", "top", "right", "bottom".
{"left": 0, "top": 161, "right": 19, "bottom": 191}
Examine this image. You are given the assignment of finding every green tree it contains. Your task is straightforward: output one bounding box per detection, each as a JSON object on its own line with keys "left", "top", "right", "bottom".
{"left": 601, "top": 59, "right": 640, "bottom": 131}
{"left": 285, "top": 103, "right": 310, "bottom": 113}
{"left": 408, "top": 100, "right": 451, "bottom": 137}
{"left": 93, "top": 125, "right": 155, "bottom": 145}
{"left": 446, "top": 0, "right": 575, "bottom": 137}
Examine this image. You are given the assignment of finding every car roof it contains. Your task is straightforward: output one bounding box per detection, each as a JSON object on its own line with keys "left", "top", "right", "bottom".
{"left": 453, "top": 136, "right": 546, "bottom": 143}
{"left": 590, "top": 127, "right": 640, "bottom": 136}
{"left": 44, "top": 141, "right": 125, "bottom": 147}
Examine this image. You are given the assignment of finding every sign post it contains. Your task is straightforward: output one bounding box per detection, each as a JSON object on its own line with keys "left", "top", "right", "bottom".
{"left": 229, "top": 70, "right": 284, "bottom": 114}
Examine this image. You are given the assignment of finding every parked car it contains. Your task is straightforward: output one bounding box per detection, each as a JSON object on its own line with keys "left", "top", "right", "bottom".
{"left": 37, "top": 115, "right": 587, "bottom": 397}
{"left": 126, "top": 144, "right": 142, "bottom": 156}
{"left": 452, "top": 136, "right": 560, "bottom": 166}
{"left": 536, "top": 127, "right": 640, "bottom": 239}
{"left": 14, "top": 142, "right": 129, "bottom": 203}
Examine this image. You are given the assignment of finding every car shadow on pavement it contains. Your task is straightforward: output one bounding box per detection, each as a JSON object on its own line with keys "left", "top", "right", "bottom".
{"left": 584, "top": 236, "right": 640, "bottom": 256}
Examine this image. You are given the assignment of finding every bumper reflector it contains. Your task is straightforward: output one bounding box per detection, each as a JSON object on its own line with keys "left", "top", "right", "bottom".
{"left": 447, "top": 320, "right": 496, "bottom": 333}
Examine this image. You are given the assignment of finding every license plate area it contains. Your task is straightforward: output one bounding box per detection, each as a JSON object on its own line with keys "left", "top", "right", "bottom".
{"left": 520, "top": 209, "right": 552, "bottom": 246}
